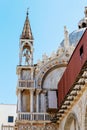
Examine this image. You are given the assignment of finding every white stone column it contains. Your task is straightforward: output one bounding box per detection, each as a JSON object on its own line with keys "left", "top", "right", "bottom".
{"left": 36, "top": 94, "right": 39, "bottom": 112}
{"left": 19, "top": 49, "right": 22, "bottom": 65}
{"left": 30, "top": 89, "right": 34, "bottom": 113}
{"left": 31, "top": 48, "right": 33, "bottom": 66}
{"left": 36, "top": 89, "right": 41, "bottom": 113}
{"left": 40, "top": 90, "right": 47, "bottom": 112}
{"left": 18, "top": 90, "right": 22, "bottom": 112}
{"left": 31, "top": 68, "right": 34, "bottom": 80}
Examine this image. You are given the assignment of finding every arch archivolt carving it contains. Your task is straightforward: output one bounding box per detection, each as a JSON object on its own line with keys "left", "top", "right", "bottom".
{"left": 84, "top": 106, "right": 87, "bottom": 130}
{"left": 36, "top": 57, "right": 67, "bottom": 88}
{"left": 20, "top": 41, "right": 32, "bottom": 52}
{"left": 64, "top": 112, "right": 80, "bottom": 130}
{"left": 63, "top": 92, "right": 87, "bottom": 130}
{"left": 84, "top": 93, "right": 87, "bottom": 130}
{"left": 77, "top": 100, "right": 83, "bottom": 127}
{"left": 84, "top": 92, "right": 87, "bottom": 107}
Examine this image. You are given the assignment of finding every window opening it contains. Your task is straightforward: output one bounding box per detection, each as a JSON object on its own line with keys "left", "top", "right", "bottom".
{"left": 80, "top": 45, "right": 83, "bottom": 59}
{"left": 8, "top": 116, "right": 14, "bottom": 123}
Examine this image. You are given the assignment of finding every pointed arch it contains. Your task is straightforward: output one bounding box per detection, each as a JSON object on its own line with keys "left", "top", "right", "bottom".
{"left": 21, "top": 41, "right": 32, "bottom": 52}
{"left": 64, "top": 113, "right": 80, "bottom": 130}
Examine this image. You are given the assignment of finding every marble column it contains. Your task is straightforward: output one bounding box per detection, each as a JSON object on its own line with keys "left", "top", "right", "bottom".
{"left": 19, "top": 48, "right": 22, "bottom": 65}
{"left": 18, "top": 90, "right": 21, "bottom": 112}
{"left": 36, "top": 89, "right": 41, "bottom": 113}
{"left": 30, "top": 89, "right": 35, "bottom": 113}
{"left": 41, "top": 90, "right": 47, "bottom": 112}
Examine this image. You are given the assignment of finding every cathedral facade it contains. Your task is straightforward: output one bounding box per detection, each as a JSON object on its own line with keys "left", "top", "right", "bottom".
{"left": 13, "top": 7, "right": 87, "bottom": 130}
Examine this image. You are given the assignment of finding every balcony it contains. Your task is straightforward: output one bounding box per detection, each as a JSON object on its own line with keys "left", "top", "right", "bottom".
{"left": 17, "top": 112, "right": 51, "bottom": 122}
{"left": 17, "top": 80, "right": 35, "bottom": 88}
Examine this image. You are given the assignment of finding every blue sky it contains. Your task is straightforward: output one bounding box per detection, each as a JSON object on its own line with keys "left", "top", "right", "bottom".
{"left": 0, "top": 0, "right": 86, "bottom": 104}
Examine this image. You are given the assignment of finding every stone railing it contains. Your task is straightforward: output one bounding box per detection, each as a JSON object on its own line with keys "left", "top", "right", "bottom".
{"left": 1, "top": 125, "right": 14, "bottom": 130}
{"left": 18, "top": 80, "right": 35, "bottom": 88}
{"left": 17, "top": 112, "right": 51, "bottom": 121}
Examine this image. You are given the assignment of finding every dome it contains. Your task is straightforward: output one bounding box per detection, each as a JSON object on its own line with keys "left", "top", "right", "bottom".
{"left": 60, "top": 28, "right": 86, "bottom": 47}
{"left": 58, "top": 7, "right": 87, "bottom": 54}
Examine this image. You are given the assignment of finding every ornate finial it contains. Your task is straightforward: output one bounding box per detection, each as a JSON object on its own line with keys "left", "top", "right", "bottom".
{"left": 64, "top": 26, "right": 67, "bottom": 32}
{"left": 64, "top": 26, "right": 69, "bottom": 49}
{"left": 84, "top": 6, "right": 87, "bottom": 17}
{"left": 27, "top": 8, "right": 29, "bottom": 16}
{"left": 78, "top": 7, "right": 87, "bottom": 29}
{"left": 64, "top": 26, "right": 68, "bottom": 37}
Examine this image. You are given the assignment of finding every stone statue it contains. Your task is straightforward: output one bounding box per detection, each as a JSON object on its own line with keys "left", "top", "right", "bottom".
{"left": 23, "top": 49, "right": 30, "bottom": 65}
{"left": 64, "top": 26, "right": 69, "bottom": 49}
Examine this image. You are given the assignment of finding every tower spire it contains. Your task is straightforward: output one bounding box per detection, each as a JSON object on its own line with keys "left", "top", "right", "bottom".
{"left": 19, "top": 10, "right": 34, "bottom": 66}
{"left": 21, "top": 9, "right": 33, "bottom": 40}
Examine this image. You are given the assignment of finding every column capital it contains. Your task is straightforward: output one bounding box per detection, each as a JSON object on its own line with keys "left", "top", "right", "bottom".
{"left": 29, "top": 88, "right": 35, "bottom": 93}
{"left": 42, "top": 90, "right": 47, "bottom": 94}
{"left": 36, "top": 89, "right": 41, "bottom": 95}
{"left": 16, "top": 88, "right": 22, "bottom": 95}
{"left": 16, "top": 66, "right": 22, "bottom": 75}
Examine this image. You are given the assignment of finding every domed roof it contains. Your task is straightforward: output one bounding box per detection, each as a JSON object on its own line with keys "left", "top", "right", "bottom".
{"left": 61, "top": 28, "right": 86, "bottom": 47}
{"left": 69, "top": 28, "right": 86, "bottom": 45}
{"left": 60, "top": 7, "right": 87, "bottom": 48}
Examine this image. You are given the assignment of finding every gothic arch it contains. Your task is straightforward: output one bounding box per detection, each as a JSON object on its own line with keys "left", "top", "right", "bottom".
{"left": 41, "top": 64, "right": 66, "bottom": 89}
{"left": 64, "top": 113, "right": 80, "bottom": 130}
{"left": 36, "top": 61, "right": 67, "bottom": 112}
{"left": 37, "top": 61, "right": 67, "bottom": 88}
{"left": 21, "top": 41, "right": 32, "bottom": 52}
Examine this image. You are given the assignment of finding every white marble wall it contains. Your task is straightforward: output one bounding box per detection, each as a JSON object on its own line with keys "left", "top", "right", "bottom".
{"left": 43, "top": 67, "right": 66, "bottom": 89}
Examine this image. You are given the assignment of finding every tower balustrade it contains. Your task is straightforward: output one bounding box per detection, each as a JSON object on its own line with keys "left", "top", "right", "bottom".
{"left": 17, "top": 80, "right": 35, "bottom": 88}
{"left": 17, "top": 112, "right": 51, "bottom": 122}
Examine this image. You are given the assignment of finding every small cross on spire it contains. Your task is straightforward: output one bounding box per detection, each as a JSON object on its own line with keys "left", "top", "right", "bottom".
{"left": 27, "top": 8, "right": 29, "bottom": 16}
{"left": 84, "top": 6, "right": 87, "bottom": 17}
{"left": 21, "top": 7, "right": 33, "bottom": 40}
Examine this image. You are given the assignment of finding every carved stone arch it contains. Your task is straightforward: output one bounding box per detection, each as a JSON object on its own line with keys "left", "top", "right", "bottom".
{"left": 37, "top": 62, "right": 66, "bottom": 112}
{"left": 84, "top": 105, "right": 87, "bottom": 130}
{"left": 21, "top": 41, "right": 32, "bottom": 53}
{"left": 64, "top": 113, "right": 80, "bottom": 130}
{"left": 41, "top": 64, "right": 66, "bottom": 88}
{"left": 84, "top": 93, "right": 87, "bottom": 130}
{"left": 37, "top": 57, "right": 67, "bottom": 88}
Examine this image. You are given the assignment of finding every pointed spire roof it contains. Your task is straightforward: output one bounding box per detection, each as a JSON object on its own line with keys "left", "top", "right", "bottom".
{"left": 21, "top": 10, "right": 33, "bottom": 40}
